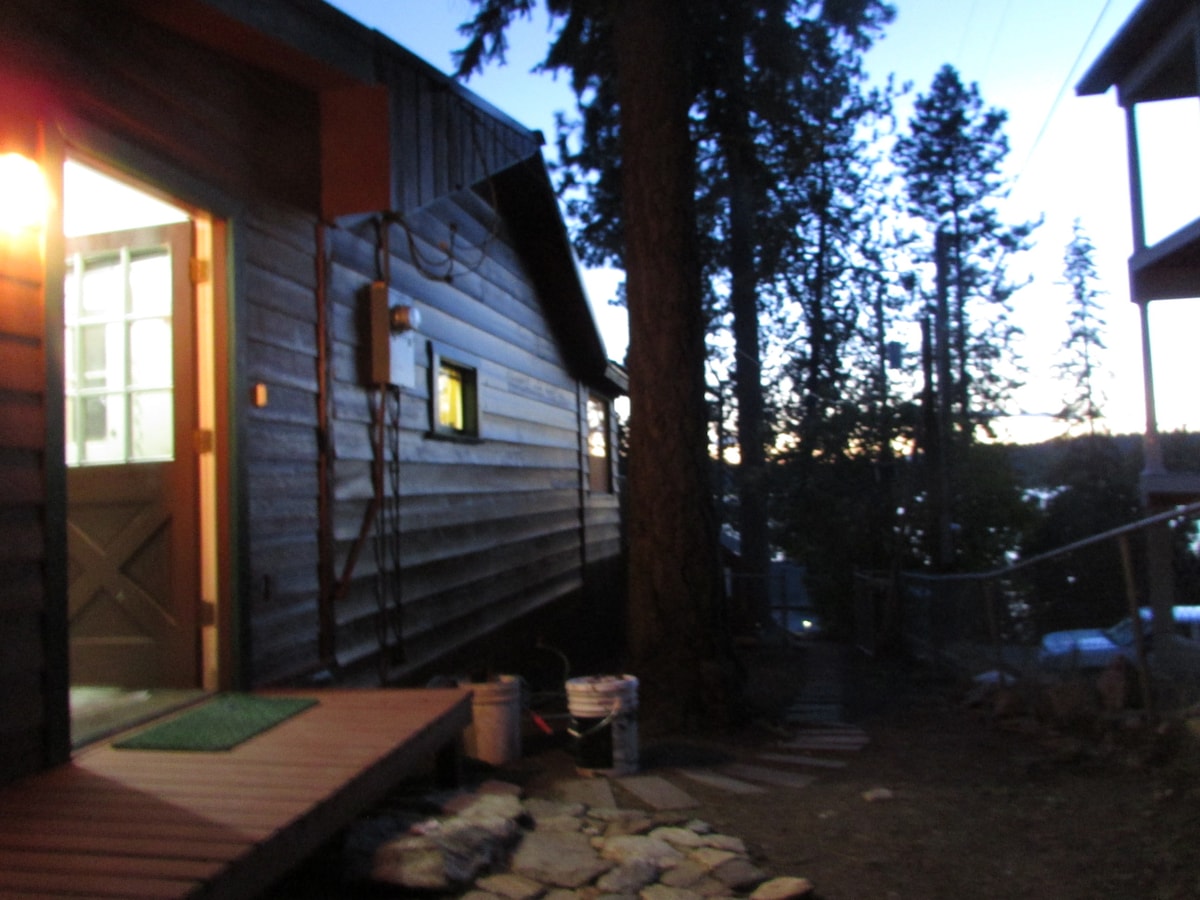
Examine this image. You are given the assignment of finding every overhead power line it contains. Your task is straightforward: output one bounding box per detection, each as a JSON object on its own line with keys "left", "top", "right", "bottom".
{"left": 1012, "top": 0, "right": 1116, "bottom": 191}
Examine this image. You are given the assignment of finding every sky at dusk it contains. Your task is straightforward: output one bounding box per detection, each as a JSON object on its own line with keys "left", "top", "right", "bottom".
{"left": 328, "top": 0, "right": 1197, "bottom": 443}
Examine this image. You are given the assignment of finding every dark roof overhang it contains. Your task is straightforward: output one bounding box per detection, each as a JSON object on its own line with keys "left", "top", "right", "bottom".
{"left": 1077, "top": 0, "right": 1199, "bottom": 102}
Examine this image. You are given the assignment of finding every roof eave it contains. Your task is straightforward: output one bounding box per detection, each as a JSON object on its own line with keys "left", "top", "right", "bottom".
{"left": 1077, "top": 0, "right": 1193, "bottom": 96}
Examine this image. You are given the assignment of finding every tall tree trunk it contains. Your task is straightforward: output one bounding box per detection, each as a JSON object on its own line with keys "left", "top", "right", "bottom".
{"left": 722, "top": 39, "right": 770, "bottom": 636}
{"left": 802, "top": 172, "right": 831, "bottom": 454}
{"left": 933, "top": 229, "right": 954, "bottom": 569}
{"left": 614, "top": 0, "right": 739, "bottom": 731}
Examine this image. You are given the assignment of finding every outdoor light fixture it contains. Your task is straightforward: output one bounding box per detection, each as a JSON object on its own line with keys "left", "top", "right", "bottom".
{"left": 0, "top": 151, "right": 50, "bottom": 234}
{"left": 389, "top": 303, "right": 421, "bottom": 333}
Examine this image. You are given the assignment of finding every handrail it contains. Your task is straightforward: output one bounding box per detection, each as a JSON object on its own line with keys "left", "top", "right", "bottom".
{"left": 905, "top": 500, "right": 1200, "bottom": 582}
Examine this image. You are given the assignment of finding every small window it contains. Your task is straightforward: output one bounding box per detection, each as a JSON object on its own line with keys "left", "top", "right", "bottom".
{"left": 587, "top": 394, "right": 612, "bottom": 493}
{"left": 430, "top": 345, "right": 479, "bottom": 438}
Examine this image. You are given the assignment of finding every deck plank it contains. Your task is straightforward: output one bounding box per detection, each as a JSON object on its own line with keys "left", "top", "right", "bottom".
{"left": 0, "top": 687, "right": 472, "bottom": 900}
{"left": 0, "top": 849, "right": 224, "bottom": 881}
{"left": 0, "top": 829, "right": 251, "bottom": 860}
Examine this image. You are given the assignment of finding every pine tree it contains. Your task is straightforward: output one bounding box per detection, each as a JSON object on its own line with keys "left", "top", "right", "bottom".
{"left": 457, "top": 0, "right": 740, "bottom": 730}
{"left": 1056, "top": 219, "right": 1108, "bottom": 434}
{"left": 892, "top": 64, "right": 1035, "bottom": 571}
{"left": 892, "top": 64, "right": 1035, "bottom": 436}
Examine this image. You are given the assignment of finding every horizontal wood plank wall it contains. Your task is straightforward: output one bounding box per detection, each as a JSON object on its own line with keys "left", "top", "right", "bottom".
{"left": 0, "top": 244, "right": 52, "bottom": 785}
{"left": 241, "top": 206, "right": 325, "bottom": 685}
{"left": 0, "top": 109, "right": 59, "bottom": 785}
{"left": 324, "top": 187, "right": 615, "bottom": 683}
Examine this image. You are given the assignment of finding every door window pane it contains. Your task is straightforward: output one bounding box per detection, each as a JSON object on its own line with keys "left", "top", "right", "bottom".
{"left": 129, "top": 318, "right": 172, "bottom": 387}
{"left": 80, "top": 394, "right": 126, "bottom": 464}
{"left": 79, "top": 323, "right": 115, "bottom": 389}
{"left": 131, "top": 391, "right": 173, "bottom": 460}
{"left": 80, "top": 255, "right": 122, "bottom": 316}
{"left": 129, "top": 250, "right": 172, "bottom": 316}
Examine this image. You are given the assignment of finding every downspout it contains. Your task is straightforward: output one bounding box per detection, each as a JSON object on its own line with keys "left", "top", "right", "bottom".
{"left": 316, "top": 221, "right": 337, "bottom": 670}
{"left": 323, "top": 216, "right": 402, "bottom": 683}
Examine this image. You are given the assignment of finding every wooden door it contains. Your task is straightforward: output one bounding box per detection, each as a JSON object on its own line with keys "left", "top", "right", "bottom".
{"left": 65, "top": 222, "right": 199, "bottom": 688}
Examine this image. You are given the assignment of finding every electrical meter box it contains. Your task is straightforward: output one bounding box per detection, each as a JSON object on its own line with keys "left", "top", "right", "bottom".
{"left": 368, "top": 281, "right": 418, "bottom": 388}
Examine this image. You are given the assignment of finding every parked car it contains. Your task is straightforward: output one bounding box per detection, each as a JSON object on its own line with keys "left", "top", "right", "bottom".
{"left": 1038, "top": 605, "right": 1200, "bottom": 670}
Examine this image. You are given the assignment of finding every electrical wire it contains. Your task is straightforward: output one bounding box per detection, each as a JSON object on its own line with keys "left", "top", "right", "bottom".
{"left": 980, "top": 0, "right": 1015, "bottom": 82}
{"left": 1012, "top": 0, "right": 1116, "bottom": 191}
{"left": 392, "top": 102, "right": 511, "bottom": 284}
{"left": 957, "top": 0, "right": 982, "bottom": 61}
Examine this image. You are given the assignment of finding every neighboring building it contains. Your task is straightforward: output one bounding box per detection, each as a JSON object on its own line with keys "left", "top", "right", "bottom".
{"left": 1077, "top": 0, "right": 1200, "bottom": 667}
{"left": 0, "top": 0, "right": 625, "bottom": 786}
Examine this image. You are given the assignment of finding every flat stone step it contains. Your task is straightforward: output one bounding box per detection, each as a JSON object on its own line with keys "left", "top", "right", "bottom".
{"left": 722, "top": 764, "right": 816, "bottom": 790}
{"left": 783, "top": 729, "right": 869, "bottom": 743}
{"left": 757, "top": 752, "right": 848, "bottom": 770}
{"left": 778, "top": 737, "right": 868, "bottom": 752}
{"left": 615, "top": 774, "right": 699, "bottom": 810}
{"left": 553, "top": 777, "right": 618, "bottom": 809}
{"left": 674, "top": 769, "right": 768, "bottom": 794}
{"left": 785, "top": 704, "right": 845, "bottom": 725}
{"left": 794, "top": 728, "right": 866, "bottom": 740}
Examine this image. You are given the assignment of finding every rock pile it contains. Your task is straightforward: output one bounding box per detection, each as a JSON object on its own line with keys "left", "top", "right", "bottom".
{"left": 356, "top": 780, "right": 814, "bottom": 899}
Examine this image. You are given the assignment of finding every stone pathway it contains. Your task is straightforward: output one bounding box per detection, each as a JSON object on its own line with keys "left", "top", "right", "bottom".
{"left": 282, "top": 644, "right": 872, "bottom": 898}
{"left": 345, "top": 666, "right": 871, "bottom": 899}
{"left": 363, "top": 777, "right": 821, "bottom": 899}
{"left": 783, "top": 640, "right": 847, "bottom": 725}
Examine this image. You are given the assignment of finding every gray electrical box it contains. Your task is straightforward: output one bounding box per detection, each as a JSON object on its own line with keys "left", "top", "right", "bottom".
{"left": 367, "top": 281, "right": 418, "bottom": 388}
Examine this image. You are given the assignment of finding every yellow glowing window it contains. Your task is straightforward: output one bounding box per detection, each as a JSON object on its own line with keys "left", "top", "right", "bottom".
{"left": 436, "top": 358, "right": 478, "bottom": 437}
{"left": 587, "top": 394, "right": 612, "bottom": 493}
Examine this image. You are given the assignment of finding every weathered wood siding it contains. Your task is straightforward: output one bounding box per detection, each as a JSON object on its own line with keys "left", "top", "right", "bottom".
{"left": 0, "top": 107, "right": 68, "bottom": 786}
{"left": 377, "top": 48, "right": 537, "bottom": 216}
{"left": 319, "top": 186, "right": 622, "bottom": 684}
{"left": 239, "top": 206, "right": 325, "bottom": 685}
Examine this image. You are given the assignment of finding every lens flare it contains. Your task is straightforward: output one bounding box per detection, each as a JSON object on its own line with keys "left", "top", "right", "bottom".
{"left": 0, "top": 152, "right": 50, "bottom": 233}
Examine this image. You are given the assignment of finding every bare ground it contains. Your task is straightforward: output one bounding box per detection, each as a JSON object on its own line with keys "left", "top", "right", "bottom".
{"left": 623, "top": 641, "right": 1200, "bottom": 900}
{"left": 269, "top": 641, "right": 1200, "bottom": 899}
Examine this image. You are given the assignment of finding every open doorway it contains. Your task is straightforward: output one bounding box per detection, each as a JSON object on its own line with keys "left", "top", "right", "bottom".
{"left": 63, "top": 159, "right": 220, "bottom": 746}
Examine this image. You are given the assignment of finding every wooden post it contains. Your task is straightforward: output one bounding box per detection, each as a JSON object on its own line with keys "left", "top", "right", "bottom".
{"left": 1118, "top": 534, "right": 1154, "bottom": 715}
{"left": 983, "top": 580, "right": 1002, "bottom": 676}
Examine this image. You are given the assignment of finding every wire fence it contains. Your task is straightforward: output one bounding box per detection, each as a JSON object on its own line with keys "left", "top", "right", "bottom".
{"left": 855, "top": 501, "right": 1200, "bottom": 709}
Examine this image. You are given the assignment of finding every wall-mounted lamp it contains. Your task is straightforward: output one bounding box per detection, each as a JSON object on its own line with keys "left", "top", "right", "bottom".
{"left": 389, "top": 304, "right": 421, "bottom": 333}
{"left": 0, "top": 151, "right": 51, "bottom": 234}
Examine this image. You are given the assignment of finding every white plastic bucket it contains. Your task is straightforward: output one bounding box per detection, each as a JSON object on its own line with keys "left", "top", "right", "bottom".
{"left": 565, "top": 674, "right": 639, "bottom": 776}
{"left": 466, "top": 675, "right": 523, "bottom": 766}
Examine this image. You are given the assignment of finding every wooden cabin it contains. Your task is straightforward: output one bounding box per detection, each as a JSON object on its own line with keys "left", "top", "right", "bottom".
{"left": 1077, "top": 0, "right": 1200, "bottom": 668}
{"left": 0, "top": 0, "right": 626, "bottom": 787}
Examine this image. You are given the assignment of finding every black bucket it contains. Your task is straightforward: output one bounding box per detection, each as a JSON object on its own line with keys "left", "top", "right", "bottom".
{"left": 564, "top": 675, "right": 639, "bottom": 776}
{"left": 569, "top": 715, "right": 615, "bottom": 770}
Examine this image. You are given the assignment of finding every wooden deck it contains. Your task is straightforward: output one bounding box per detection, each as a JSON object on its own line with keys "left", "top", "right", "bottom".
{"left": 0, "top": 688, "right": 473, "bottom": 899}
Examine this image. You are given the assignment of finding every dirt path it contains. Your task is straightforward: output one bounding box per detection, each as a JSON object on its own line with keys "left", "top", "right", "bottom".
{"left": 658, "top": 641, "right": 1200, "bottom": 899}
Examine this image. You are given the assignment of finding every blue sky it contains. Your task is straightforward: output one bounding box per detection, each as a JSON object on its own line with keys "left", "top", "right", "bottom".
{"left": 327, "top": 0, "right": 1197, "bottom": 442}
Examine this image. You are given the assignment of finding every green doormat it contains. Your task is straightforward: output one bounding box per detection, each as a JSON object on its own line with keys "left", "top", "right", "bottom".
{"left": 113, "top": 694, "right": 318, "bottom": 751}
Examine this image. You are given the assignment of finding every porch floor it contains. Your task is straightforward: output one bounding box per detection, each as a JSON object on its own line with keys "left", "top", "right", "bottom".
{"left": 0, "top": 687, "right": 472, "bottom": 899}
